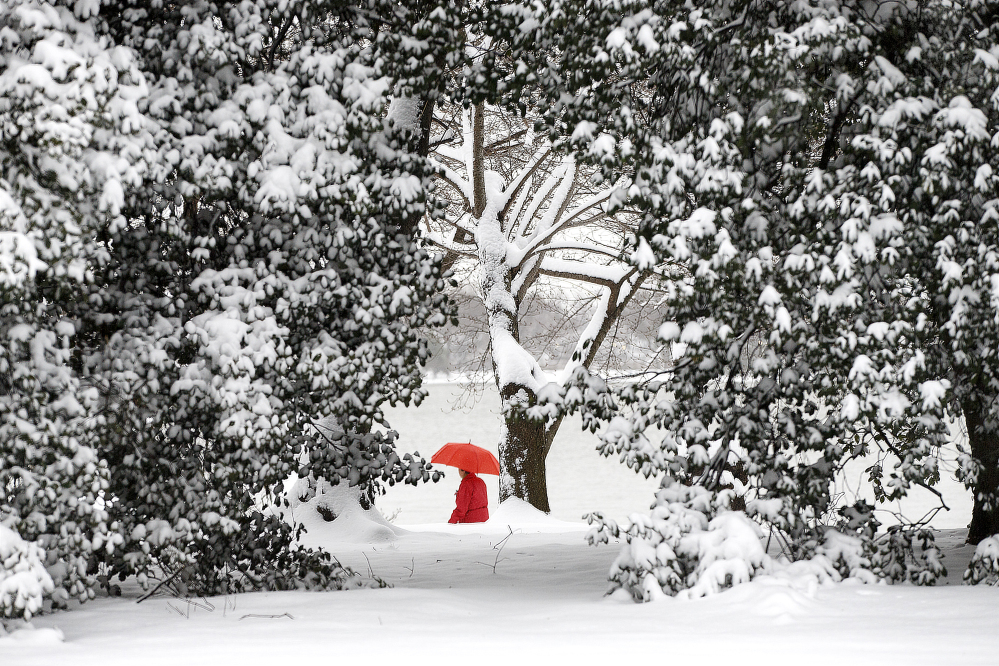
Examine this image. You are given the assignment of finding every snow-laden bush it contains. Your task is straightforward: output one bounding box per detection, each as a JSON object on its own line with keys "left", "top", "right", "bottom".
{"left": 3, "top": 0, "right": 454, "bottom": 605}
{"left": 788, "top": 528, "right": 879, "bottom": 587}
{"left": 679, "top": 512, "right": 772, "bottom": 598}
{"left": 873, "top": 526, "right": 946, "bottom": 585}
{"left": 1, "top": 526, "right": 54, "bottom": 620}
{"left": 76, "top": 0, "right": 451, "bottom": 598}
{"left": 793, "top": 503, "right": 945, "bottom": 586}
{"left": 588, "top": 480, "right": 770, "bottom": 601}
{"left": 590, "top": 482, "right": 949, "bottom": 601}
{"left": 498, "top": 0, "right": 999, "bottom": 553}
{"left": 964, "top": 536, "right": 999, "bottom": 585}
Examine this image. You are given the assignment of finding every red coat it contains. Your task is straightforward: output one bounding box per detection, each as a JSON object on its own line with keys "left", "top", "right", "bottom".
{"left": 449, "top": 473, "right": 489, "bottom": 523}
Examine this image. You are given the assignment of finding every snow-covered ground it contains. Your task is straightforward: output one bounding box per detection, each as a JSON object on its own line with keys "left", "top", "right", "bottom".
{"left": 3, "top": 383, "right": 993, "bottom": 665}
{"left": 4, "top": 498, "right": 997, "bottom": 665}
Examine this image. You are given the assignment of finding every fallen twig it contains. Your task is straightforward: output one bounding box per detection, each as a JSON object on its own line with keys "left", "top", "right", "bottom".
{"left": 239, "top": 613, "right": 294, "bottom": 621}
{"left": 362, "top": 552, "right": 375, "bottom": 578}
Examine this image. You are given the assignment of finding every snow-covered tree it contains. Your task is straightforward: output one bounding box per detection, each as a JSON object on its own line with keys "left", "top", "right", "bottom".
{"left": 423, "top": 102, "right": 673, "bottom": 511}
{"left": 820, "top": 0, "right": 999, "bottom": 546}
{"left": 2, "top": 0, "right": 462, "bottom": 607}
{"left": 479, "top": 0, "right": 999, "bottom": 593}
{"left": 73, "top": 0, "right": 457, "bottom": 594}
{"left": 0, "top": 524, "right": 53, "bottom": 620}
{"left": 0, "top": 0, "right": 146, "bottom": 613}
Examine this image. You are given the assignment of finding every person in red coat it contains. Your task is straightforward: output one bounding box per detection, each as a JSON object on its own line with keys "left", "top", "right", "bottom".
{"left": 449, "top": 469, "right": 489, "bottom": 523}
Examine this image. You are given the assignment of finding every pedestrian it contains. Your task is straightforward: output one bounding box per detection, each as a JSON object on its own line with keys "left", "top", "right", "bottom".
{"left": 449, "top": 468, "right": 489, "bottom": 523}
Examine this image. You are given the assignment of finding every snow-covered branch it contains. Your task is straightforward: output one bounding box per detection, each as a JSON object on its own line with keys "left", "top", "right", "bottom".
{"left": 510, "top": 190, "right": 617, "bottom": 268}
{"left": 538, "top": 257, "right": 634, "bottom": 287}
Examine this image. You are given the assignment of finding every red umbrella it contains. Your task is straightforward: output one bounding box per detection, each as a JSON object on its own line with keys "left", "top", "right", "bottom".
{"left": 430, "top": 442, "right": 501, "bottom": 476}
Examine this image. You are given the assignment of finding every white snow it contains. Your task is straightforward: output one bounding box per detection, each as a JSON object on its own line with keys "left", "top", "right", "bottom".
{"left": 289, "top": 480, "right": 404, "bottom": 546}
{"left": 5, "top": 511, "right": 996, "bottom": 665}
{"left": 378, "top": 383, "right": 662, "bottom": 525}
{"left": 4, "top": 384, "right": 993, "bottom": 664}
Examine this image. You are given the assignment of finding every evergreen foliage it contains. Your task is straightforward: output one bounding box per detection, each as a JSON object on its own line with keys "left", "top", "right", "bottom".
{"left": 4, "top": 0, "right": 999, "bottom": 616}
{"left": 1, "top": 0, "right": 457, "bottom": 616}
{"left": 0, "top": 0, "right": 145, "bottom": 610}
{"left": 483, "top": 0, "right": 999, "bottom": 593}
{"left": 0, "top": 524, "right": 54, "bottom": 620}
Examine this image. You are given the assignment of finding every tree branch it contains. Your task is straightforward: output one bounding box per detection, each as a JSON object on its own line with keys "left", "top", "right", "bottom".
{"left": 499, "top": 145, "right": 554, "bottom": 223}
{"left": 537, "top": 267, "right": 619, "bottom": 290}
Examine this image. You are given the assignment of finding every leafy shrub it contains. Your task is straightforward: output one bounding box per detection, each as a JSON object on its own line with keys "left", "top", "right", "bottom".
{"left": 588, "top": 480, "right": 769, "bottom": 601}
{"left": 1, "top": 525, "right": 54, "bottom": 620}
{"left": 964, "top": 536, "right": 999, "bottom": 585}
{"left": 590, "top": 482, "right": 947, "bottom": 601}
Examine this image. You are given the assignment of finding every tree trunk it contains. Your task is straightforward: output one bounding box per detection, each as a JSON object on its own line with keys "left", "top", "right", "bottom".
{"left": 470, "top": 100, "right": 552, "bottom": 512}
{"left": 498, "top": 385, "right": 551, "bottom": 512}
{"left": 964, "top": 400, "right": 999, "bottom": 544}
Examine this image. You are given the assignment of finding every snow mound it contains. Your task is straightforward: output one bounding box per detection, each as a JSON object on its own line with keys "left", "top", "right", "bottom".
{"left": 487, "top": 498, "right": 589, "bottom": 533}
{"left": 0, "top": 625, "right": 64, "bottom": 644}
{"left": 716, "top": 577, "right": 820, "bottom": 625}
{"left": 749, "top": 585, "right": 816, "bottom": 623}
{"left": 288, "top": 479, "right": 407, "bottom": 546}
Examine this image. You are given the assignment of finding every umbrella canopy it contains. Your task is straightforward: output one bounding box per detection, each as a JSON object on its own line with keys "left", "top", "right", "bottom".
{"left": 430, "top": 442, "right": 501, "bottom": 476}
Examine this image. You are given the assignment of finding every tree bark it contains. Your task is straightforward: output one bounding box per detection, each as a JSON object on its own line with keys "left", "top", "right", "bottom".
{"left": 963, "top": 400, "right": 999, "bottom": 544}
{"left": 498, "top": 384, "right": 551, "bottom": 512}
{"left": 471, "top": 102, "right": 487, "bottom": 218}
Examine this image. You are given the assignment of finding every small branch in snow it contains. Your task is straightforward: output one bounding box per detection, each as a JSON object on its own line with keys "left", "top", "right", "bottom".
{"left": 165, "top": 597, "right": 215, "bottom": 618}
{"left": 362, "top": 552, "right": 376, "bottom": 579}
{"left": 476, "top": 526, "right": 517, "bottom": 574}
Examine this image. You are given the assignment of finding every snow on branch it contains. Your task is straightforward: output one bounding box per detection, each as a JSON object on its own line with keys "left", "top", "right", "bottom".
{"left": 516, "top": 240, "right": 624, "bottom": 268}
{"left": 539, "top": 257, "right": 633, "bottom": 287}
{"left": 510, "top": 189, "right": 617, "bottom": 267}
{"left": 423, "top": 230, "right": 478, "bottom": 258}
{"left": 429, "top": 158, "right": 473, "bottom": 205}
{"left": 498, "top": 144, "right": 555, "bottom": 222}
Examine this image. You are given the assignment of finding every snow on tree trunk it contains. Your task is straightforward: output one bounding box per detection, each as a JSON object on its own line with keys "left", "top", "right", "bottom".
{"left": 474, "top": 146, "right": 551, "bottom": 511}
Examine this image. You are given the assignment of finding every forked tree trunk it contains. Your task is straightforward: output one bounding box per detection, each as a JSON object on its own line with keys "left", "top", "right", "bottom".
{"left": 498, "top": 384, "right": 551, "bottom": 512}
{"left": 963, "top": 400, "right": 999, "bottom": 544}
